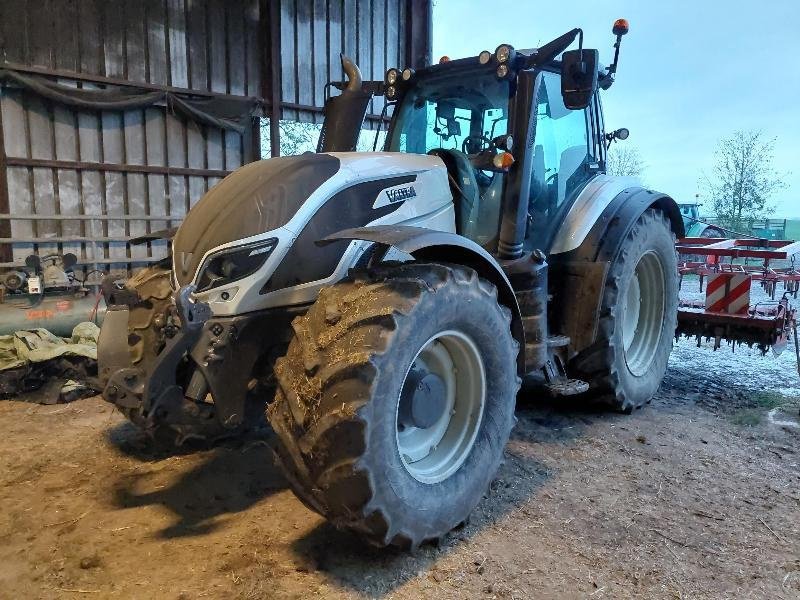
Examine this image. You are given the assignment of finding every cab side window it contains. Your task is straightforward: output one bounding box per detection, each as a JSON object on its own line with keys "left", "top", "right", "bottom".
{"left": 527, "top": 71, "right": 591, "bottom": 245}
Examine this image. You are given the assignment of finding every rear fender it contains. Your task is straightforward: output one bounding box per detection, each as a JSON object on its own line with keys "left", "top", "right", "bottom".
{"left": 548, "top": 188, "right": 683, "bottom": 356}
{"left": 321, "top": 226, "right": 526, "bottom": 375}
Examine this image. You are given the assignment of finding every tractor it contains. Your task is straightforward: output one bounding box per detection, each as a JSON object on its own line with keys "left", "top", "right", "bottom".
{"left": 98, "top": 19, "right": 684, "bottom": 549}
{"left": 679, "top": 202, "right": 726, "bottom": 238}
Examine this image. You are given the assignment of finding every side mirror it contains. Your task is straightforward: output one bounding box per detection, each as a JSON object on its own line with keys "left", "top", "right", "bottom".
{"left": 560, "top": 49, "right": 599, "bottom": 110}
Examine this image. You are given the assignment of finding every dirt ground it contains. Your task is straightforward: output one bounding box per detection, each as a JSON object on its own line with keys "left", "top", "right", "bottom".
{"left": 0, "top": 334, "right": 798, "bottom": 600}
{"left": 1, "top": 279, "right": 799, "bottom": 599}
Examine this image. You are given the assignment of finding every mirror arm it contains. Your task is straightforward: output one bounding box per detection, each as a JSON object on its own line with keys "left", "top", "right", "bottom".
{"left": 526, "top": 28, "right": 582, "bottom": 68}
{"left": 603, "top": 27, "right": 627, "bottom": 88}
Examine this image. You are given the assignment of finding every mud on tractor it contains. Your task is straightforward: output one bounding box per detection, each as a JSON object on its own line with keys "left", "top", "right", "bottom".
{"left": 98, "top": 20, "right": 685, "bottom": 548}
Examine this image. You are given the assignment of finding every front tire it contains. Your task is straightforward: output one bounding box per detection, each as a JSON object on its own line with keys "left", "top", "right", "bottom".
{"left": 267, "top": 263, "right": 520, "bottom": 548}
{"left": 571, "top": 209, "right": 678, "bottom": 412}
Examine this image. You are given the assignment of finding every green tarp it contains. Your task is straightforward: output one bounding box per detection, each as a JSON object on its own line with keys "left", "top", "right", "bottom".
{"left": 0, "top": 323, "right": 99, "bottom": 372}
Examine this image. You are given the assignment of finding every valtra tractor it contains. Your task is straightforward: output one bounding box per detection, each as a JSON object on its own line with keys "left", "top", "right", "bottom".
{"left": 98, "top": 20, "right": 685, "bottom": 548}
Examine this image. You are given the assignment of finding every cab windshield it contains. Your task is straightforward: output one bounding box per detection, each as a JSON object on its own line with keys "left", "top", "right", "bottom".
{"left": 385, "top": 68, "right": 512, "bottom": 246}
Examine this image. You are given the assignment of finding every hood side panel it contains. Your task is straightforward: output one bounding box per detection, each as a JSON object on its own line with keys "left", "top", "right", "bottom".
{"left": 261, "top": 175, "right": 416, "bottom": 294}
{"left": 173, "top": 154, "right": 340, "bottom": 284}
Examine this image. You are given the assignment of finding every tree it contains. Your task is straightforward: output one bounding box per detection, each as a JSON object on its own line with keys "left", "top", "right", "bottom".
{"left": 702, "top": 130, "right": 786, "bottom": 231}
{"left": 278, "top": 120, "right": 321, "bottom": 155}
{"left": 260, "top": 119, "right": 321, "bottom": 156}
{"left": 606, "top": 145, "right": 646, "bottom": 179}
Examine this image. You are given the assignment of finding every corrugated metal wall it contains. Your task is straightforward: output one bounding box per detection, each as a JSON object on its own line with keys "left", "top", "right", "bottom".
{"left": 0, "top": 0, "right": 262, "bottom": 269}
{"left": 0, "top": 0, "right": 431, "bottom": 271}
{"left": 279, "top": 0, "right": 406, "bottom": 124}
{"left": 263, "top": 0, "right": 431, "bottom": 157}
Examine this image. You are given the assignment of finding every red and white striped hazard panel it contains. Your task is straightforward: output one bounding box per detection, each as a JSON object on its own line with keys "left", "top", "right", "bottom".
{"left": 705, "top": 273, "right": 751, "bottom": 314}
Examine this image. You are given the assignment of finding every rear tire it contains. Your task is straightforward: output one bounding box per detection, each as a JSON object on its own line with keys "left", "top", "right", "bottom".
{"left": 570, "top": 209, "right": 678, "bottom": 412}
{"left": 267, "top": 263, "right": 520, "bottom": 548}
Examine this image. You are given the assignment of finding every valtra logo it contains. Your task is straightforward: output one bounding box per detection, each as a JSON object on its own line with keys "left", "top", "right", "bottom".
{"left": 385, "top": 186, "right": 417, "bottom": 203}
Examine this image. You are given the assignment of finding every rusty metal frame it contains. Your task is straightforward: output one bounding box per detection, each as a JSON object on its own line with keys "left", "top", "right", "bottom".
{"left": 677, "top": 237, "right": 800, "bottom": 261}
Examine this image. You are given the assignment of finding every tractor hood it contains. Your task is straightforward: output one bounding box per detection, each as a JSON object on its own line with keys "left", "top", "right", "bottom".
{"left": 172, "top": 153, "right": 340, "bottom": 285}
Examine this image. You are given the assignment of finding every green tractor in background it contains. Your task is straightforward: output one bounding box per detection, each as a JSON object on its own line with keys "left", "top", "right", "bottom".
{"left": 678, "top": 203, "right": 725, "bottom": 239}
{"left": 679, "top": 202, "right": 788, "bottom": 241}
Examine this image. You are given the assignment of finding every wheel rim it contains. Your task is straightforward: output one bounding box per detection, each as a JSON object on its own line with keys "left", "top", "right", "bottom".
{"left": 395, "top": 330, "right": 486, "bottom": 484}
{"left": 622, "top": 251, "right": 666, "bottom": 377}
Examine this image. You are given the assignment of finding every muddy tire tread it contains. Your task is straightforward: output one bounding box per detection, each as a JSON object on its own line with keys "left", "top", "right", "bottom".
{"left": 268, "top": 262, "right": 520, "bottom": 548}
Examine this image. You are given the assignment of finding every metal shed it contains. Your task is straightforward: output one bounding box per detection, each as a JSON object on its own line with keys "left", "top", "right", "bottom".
{"left": 0, "top": 0, "right": 431, "bottom": 271}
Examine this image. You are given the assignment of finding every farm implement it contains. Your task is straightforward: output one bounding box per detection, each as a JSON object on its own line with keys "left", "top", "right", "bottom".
{"left": 675, "top": 237, "right": 799, "bottom": 372}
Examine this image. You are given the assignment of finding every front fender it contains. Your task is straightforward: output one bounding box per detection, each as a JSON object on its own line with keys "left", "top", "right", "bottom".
{"left": 320, "top": 226, "right": 526, "bottom": 375}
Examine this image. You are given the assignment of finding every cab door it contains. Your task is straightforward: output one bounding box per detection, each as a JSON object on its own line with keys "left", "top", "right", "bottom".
{"left": 525, "top": 70, "right": 596, "bottom": 252}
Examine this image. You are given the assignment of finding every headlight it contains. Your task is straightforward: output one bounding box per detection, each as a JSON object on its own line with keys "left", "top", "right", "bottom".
{"left": 196, "top": 238, "right": 277, "bottom": 292}
{"left": 385, "top": 68, "right": 398, "bottom": 85}
{"left": 478, "top": 50, "right": 492, "bottom": 65}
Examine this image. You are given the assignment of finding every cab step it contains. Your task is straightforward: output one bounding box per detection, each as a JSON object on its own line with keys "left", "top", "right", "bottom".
{"left": 546, "top": 335, "right": 570, "bottom": 348}
{"left": 543, "top": 377, "right": 590, "bottom": 397}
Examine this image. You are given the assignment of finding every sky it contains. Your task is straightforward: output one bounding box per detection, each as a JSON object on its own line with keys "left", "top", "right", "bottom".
{"left": 432, "top": 0, "right": 799, "bottom": 218}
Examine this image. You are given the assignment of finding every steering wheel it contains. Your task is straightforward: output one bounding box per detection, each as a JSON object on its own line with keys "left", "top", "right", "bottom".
{"left": 461, "top": 134, "right": 492, "bottom": 155}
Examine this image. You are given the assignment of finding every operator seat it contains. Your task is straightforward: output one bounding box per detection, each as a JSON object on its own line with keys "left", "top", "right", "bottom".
{"left": 529, "top": 144, "right": 549, "bottom": 212}
{"left": 558, "top": 145, "right": 589, "bottom": 203}
{"left": 428, "top": 149, "right": 481, "bottom": 238}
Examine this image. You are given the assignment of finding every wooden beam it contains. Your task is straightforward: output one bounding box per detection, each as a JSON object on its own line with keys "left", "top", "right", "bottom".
{"left": 263, "top": 0, "right": 282, "bottom": 157}
{"left": 279, "top": 101, "right": 389, "bottom": 122}
{"left": 0, "top": 213, "right": 184, "bottom": 222}
{"left": 0, "top": 100, "right": 10, "bottom": 262}
{"left": 0, "top": 255, "right": 168, "bottom": 269}
{"left": 4, "top": 156, "right": 230, "bottom": 178}
{"left": 406, "top": 0, "right": 432, "bottom": 69}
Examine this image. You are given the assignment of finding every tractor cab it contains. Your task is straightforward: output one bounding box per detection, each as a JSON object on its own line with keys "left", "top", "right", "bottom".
{"left": 385, "top": 63, "right": 512, "bottom": 246}
{"left": 383, "top": 55, "right": 606, "bottom": 254}
{"left": 320, "top": 21, "right": 630, "bottom": 258}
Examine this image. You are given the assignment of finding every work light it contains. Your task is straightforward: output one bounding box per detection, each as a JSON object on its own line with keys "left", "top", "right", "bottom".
{"left": 494, "top": 44, "right": 515, "bottom": 64}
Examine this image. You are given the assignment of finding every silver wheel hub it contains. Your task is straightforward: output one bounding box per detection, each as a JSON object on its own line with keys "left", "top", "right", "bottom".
{"left": 396, "top": 330, "right": 486, "bottom": 484}
{"left": 622, "top": 251, "right": 666, "bottom": 376}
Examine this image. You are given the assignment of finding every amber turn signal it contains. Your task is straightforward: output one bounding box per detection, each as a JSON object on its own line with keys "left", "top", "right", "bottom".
{"left": 492, "top": 152, "right": 515, "bottom": 170}
{"left": 439, "top": 55, "right": 451, "bottom": 64}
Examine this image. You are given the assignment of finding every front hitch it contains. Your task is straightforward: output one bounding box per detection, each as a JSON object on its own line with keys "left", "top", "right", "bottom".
{"left": 142, "top": 285, "right": 211, "bottom": 417}
{"left": 101, "top": 285, "right": 212, "bottom": 427}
